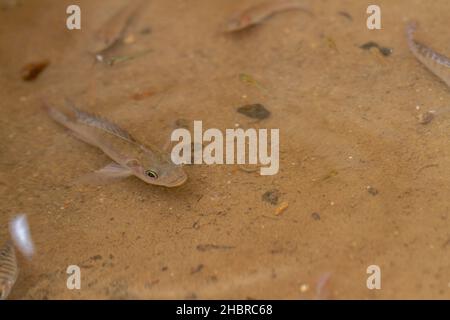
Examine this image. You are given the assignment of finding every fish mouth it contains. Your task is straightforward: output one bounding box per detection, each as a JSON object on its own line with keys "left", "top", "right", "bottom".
{"left": 139, "top": 174, "right": 187, "bottom": 188}
{"left": 162, "top": 175, "right": 188, "bottom": 188}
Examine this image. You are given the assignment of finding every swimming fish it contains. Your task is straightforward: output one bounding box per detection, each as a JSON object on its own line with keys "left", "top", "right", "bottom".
{"left": 0, "top": 241, "right": 18, "bottom": 300}
{"left": 93, "top": 0, "right": 146, "bottom": 54}
{"left": 224, "top": 0, "right": 311, "bottom": 32}
{"left": 407, "top": 21, "right": 450, "bottom": 88}
{"left": 45, "top": 101, "right": 187, "bottom": 187}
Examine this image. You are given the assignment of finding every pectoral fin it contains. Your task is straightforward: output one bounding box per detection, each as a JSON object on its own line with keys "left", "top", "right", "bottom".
{"left": 72, "top": 163, "right": 133, "bottom": 185}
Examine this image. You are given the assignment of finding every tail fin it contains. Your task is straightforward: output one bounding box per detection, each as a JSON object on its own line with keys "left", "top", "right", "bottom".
{"left": 406, "top": 21, "right": 418, "bottom": 43}
{"left": 42, "top": 101, "right": 71, "bottom": 127}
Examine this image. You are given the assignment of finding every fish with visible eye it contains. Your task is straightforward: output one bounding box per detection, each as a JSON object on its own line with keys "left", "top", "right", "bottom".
{"left": 44, "top": 101, "right": 187, "bottom": 187}
{"left": 224, "top": 0, "right": 312, "bottom": 33}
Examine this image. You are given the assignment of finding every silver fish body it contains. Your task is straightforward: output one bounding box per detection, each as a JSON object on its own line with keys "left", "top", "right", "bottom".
{"left": 0, "top": 241, "right": 18, "bottom": 300}
{"left": 45, "top": 102, "right": 187, "bottom": 187}
{"left": 407, "top": 22, "right": 450, "bottom": 88}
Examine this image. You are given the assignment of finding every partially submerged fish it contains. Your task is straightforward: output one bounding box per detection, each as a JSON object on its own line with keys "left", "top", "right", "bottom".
{"left": 93, "top": 0, "right": 146, "bottom": 54}
{"left": 407, "top": 21, "right": 450, "bottom": 88}
{"left": 224, "top": 0, "right": 311, "bottom": 32}
{"left": 0, "top": 241, "right": 18, "bottom": 300}
{"left": 45, "top": 101, "right": 187, "bottom": 187}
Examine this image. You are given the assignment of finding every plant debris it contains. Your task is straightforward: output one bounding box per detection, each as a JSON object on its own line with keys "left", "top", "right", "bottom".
{"left": 275, "top": 201, "right": 289, "bottom": 215}
{"left": 196, "top": 244, "right": 234, "bottom": 252}
{"left": 239, "top": 73, "right": 265, "bottom": 90}
{"left": 131, "top": 87, "right": 156, "bottom": 101}
{"left": 21, "top": 60, "right": 50, "bottom": 81}
{"left": 321, "top": 169, "right": 338, "bottom": 181}
{"left": 322, "top": 35, "right": 338, "bottom": 52}
{"left": 338, "top": 11, "right": 353, "bottom": 21}
{"left": 237, "top": 103, "right": 271, "bottom": 119}
{"left": 360, "top": 41, "right": 393, "bottom": 57}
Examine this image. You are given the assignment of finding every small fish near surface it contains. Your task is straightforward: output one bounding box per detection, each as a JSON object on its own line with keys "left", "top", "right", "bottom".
{"left": 407, "top": 21, "right": 450, "bottom": 88}
{"left": 0, "top": 241, "right": 18, "bottom": 300}
{"left": 44, "top": 101, "right": 187, "bottom": 187}
{"left": 92, "top": 0, "right": 147, "bottom": 55}
{"left": 224, "top": 0, "right": 312, "bottom": 32}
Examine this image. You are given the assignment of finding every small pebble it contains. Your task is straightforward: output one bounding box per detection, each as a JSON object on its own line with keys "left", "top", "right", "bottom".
{"left": 124, "top": 34, "right": 136, "bottom": 44}
{"left": 262, "top": 189, "right": 280, "bottom": 205}
{"left": 237, "top": 104, "right": 271, "bottom": 120}
{"left": 300, "top": 283, "right": 309, "bottom": 293}
{"left": 311, "top": 212, "right": 321, "bottom": 220}
{"left": 140, "top": 27, "right": 152, "bottom": 35}
{"left": 366, "top": 186, "right": 379, "bottom": 196}
{"left": 418, "top": 111, "right": 435, "bottom": 125}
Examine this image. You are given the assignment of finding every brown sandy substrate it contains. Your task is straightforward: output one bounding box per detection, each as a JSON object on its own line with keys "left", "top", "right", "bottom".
{"left": 1, "top": 0, "right": 450, "bottom": 299}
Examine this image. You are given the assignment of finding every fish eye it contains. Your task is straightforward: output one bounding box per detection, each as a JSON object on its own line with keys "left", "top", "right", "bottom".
{"left": 145, "top": 170, "right": 158, "bottom": 179}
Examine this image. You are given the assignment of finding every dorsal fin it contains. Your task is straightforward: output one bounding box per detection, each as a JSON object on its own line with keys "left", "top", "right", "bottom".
{"left": 65, "top": 100, "right": 137, "bottom": 143}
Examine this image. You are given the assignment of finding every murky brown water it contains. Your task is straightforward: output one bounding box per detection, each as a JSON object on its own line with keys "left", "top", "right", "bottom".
{"left": 1, "top": 0, "right": 450, "bottom": 299}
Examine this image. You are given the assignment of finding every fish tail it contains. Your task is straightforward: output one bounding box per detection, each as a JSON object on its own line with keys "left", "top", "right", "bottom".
{"left": 43, "top": 102, "right": 72, "bottom": 128}
{"left": 406, "top": 21, "right": 418, "bottom": 43}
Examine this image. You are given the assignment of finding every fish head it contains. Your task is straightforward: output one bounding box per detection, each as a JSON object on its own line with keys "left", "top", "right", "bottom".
{"left": 125, "top": 151, "right": 187, "bottom": 187}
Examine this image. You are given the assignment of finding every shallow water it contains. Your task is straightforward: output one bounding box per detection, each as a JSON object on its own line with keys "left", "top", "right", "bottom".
{"left": 1, "top": 0, "right": 450, "bottom": 299}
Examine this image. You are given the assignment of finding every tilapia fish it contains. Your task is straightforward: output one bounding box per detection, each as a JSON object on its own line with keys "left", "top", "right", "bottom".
{"left": 224, "top": 0, "right": 310, "bottom": 32}
{"left": 407, "top": 21, "right": 450, "bottom": 88}
{"left": 45, "top": 102, "right": 187, "bottom": 187}
{"left": 0, "top": 241, "right": 18, "bottom": 300}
